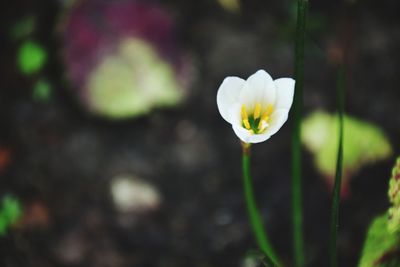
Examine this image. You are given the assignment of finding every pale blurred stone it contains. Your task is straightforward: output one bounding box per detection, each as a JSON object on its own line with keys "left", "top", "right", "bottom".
{"left": 111, "top": 175, "right": 161, "bottom": 213}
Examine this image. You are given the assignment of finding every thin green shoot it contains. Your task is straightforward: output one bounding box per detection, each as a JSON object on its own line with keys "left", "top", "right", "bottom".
{"left": 329, "top": 66, "right": 345, "bottom": 267}
{"left": 292, "top": 0, "right": 308, "bottom": 266}
{"left": 242, "top": 144, "right": 280, "bottom": 266}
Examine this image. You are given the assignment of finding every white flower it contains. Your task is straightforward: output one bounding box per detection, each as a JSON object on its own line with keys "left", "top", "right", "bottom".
{"left": 217, "top": 69, "right": 295, "bottom": 144}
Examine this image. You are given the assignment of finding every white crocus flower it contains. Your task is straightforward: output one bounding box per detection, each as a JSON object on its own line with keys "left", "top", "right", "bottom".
{"left": 217, "top": 69, "right": 295, "bottom": 144}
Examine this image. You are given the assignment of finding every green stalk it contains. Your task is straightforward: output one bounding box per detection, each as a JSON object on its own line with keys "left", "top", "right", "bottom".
{"left": 292, "top": 0, "right": 308, "bottom": 266}
{"left": 329, "top": 66, "right": 345, "bottom": 267}
{"left": 242, "top": 144, "right": 280, "bottom": 266}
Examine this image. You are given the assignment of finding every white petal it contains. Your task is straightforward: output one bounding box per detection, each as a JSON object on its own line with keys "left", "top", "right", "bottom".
{"left": 228, "top": 103, "right": 253, "bottom": 143}
{"left": 265, "top": 108, "right": 289, "bottom": 136}
{"left": 228, "top": 103, "right": 242, "bottom": 126}
{"left": 232, "top": 124, "right": 254, "bottom": 143}
{"left": 247, "top": 132, "right": 272, "bottom": 143}
{"left": 217, "top": 77, "right": 245, "bottom": 123}
{"left": 274, "top": 78, "right": 295, "bottom": 110}
{"left": 239, "top": 70, "right": 275, "bottom": 110}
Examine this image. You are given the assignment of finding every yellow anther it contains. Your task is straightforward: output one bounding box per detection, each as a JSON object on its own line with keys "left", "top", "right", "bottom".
{"left": 241, "top": 105, "right": 248, "bottom": 120}
{"left": 254, "top": 103, "right": 262, "bottom": 119}
{"left": 265, "top": 105, "right": 273, "bottom": 115}
{"left": 261, "top": 105, "right": 273, "bottom": 122}
{"left": 243, "top": 119, "right": 251, "bottom": 129}
{"left": 262, "top": 115, "right": 270, "bottom": 122}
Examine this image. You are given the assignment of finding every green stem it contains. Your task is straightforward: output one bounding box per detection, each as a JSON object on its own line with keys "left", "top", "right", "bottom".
{"left": 242, "top": 145, "right": 280, "bottom": 266}
{"left": 292, "top": 0, "right": 308, "bottom": 266}
{"left": 329, "top": 66, "right": 345, "bottom": 267}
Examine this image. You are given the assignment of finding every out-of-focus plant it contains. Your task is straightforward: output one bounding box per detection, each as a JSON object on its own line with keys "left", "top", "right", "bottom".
{"left": 0, "top": 195, "right": 22, "bottom": 236}
{"left": 302, "top": 111, "right": 392, "bottom": 196}
{"left": 61, "top": 0, "right": 193, "bottom": 119}
{"left": 217, "top": 69, "right": 295, "bottom": 266}
{"left": 279, "top": 1, "right": 325, "bottom": 41}
{"left": 17, "top": 41, "right": 47, "bottom": 75}
{"left": 291, "top": 0, "right": 308, "bottom": 266}
{"left": 10, "top": 16, "right": 35, "bottom": 40}
{"left": 11, "top": 16, "right": 53, "bottom": 101}
{"left": 33, "top": 79, "right": 52, "bottom": 102}
{"left": 217, "top": 0, "right": 240, "bottom": 13}
{"left": 87, "top": 38, "right": 183, "bottom": 118}
{"left": 388, "top": 158, "right": 400, "bottom": 234}
{"left": 358, "top": 157, "right": 400, "bottom": 267}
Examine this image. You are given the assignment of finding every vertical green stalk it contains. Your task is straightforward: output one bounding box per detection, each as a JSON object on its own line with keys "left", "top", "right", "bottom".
{"left": 329, "top": 66, "right": 345, "bottom": 267}
{"left": 292, "top": 0, "right": 308, "bottom": 266}
{"left": 242, "top": 144, "right": 279, "bottom": 266}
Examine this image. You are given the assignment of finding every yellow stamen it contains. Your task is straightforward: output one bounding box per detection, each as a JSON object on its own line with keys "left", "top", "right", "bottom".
{"left": 264, "top": 105, "right": 273, "bottom": 115}
{"left": 253, "top": 103, "right": 262, "bottom": 119}
{"left": 243, "top": 119, "right": 251, "bottom": 129}
{"left": 241, "top": 105, "right": 248, "bottom": 120}
{"left": 261, "top": 105, "right": 273, "bottom": 122}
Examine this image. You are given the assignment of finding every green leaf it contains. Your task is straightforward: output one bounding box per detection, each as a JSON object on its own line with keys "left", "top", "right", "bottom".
{"left": 87, "top": 38, "right": 183, "bottom": 119}
{"left": 302, "top": 111, "right": 392, "bottom": 180}
{"left": 33, "top": 79, "right": 52, "bottom": 102}
{"left": 387, "top": 157, "right": 400, "bottom": 234}
{"left": 0, "top": 195, "right": 22, "bottom": 236}
{"left": 10, "top": 16, "right": 36, "bottom": 40}
{"left": 358, "top": 214, "right": 400, "bottom": 267}
{"left": 17, "top": 41, "right": 47, "bottom": 75}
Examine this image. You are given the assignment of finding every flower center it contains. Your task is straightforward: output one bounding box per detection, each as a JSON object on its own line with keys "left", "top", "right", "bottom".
{"left": 241, "top": 103, "right": 273, "bottom": 134}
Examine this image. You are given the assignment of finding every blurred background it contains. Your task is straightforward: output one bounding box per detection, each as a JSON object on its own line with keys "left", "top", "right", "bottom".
{"left": 0, "top": 0, "right": 399, "bottom": 266}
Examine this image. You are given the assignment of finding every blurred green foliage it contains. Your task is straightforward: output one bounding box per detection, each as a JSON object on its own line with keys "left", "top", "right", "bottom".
{"left": 359, "top": 157, "right": 400, "bottom": 267}
{"left": 0, "top": 195, "right": 22, "bottom": 236}
{"left": 279, "top": 2, "right": 326, "bottom": 41}
{"left": 302, "top": 111, "right": 392, "bottom": 179}
{"left": 10, "top": 16, "right": 35, "bottom": 40}
{"left": 33, "top": 79, "right": 52, "bottom": 102}
{"left": 87, "top": 38, "right": 183, "bottom": 119}
{"left": 388, "top": 157, "right": 400, "bottom": 233}
{"left": 358, "top": 214, "right": 400, "bottom": 267}
{"left": 217, "top": 0, "right": 240, "bottom": 13}
{"left": 17, "top": 41, "right": 47, "bottom": 75}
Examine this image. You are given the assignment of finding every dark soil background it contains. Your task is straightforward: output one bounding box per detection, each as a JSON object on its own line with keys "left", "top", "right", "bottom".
{"left": 0, "top": 0, "right": 400, "bottom": 266}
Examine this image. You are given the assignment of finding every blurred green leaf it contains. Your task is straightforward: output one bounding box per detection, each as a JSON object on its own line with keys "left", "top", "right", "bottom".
{"left": 10, "top": 16, "right": 35, "bottom": 40}
{"left": 0, "top": 195, "right": 22, "bottom": 236}
{"left": 88, "top": 38, "right": 183, "bottom": 119}
{"left": 387, "top": 157, "right": 400, "bottom": 234}
{"left": 302, "top": 111, "right": 392, "bottom": 179}
{"left": 359, "top": 214, "right": 400, "bottom": 267}
{"left": 33, "top": 79, "right": 52, "bottom": 102}
{"left": 17, "top": 41, "right": 47, "bottom": 75}
{"left": 217, "top": 0, "right": 240, "bottom": 13}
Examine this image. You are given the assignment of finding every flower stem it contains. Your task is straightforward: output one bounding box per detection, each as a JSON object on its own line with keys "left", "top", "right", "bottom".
{"left": 242, "top": 144, "right": 280, "bottom": 266}
{"left": 292, "top": 0, "right": 308, "bottom": 266}
{"left": 329, "top": 65, "right": 345, "bottom": 267}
